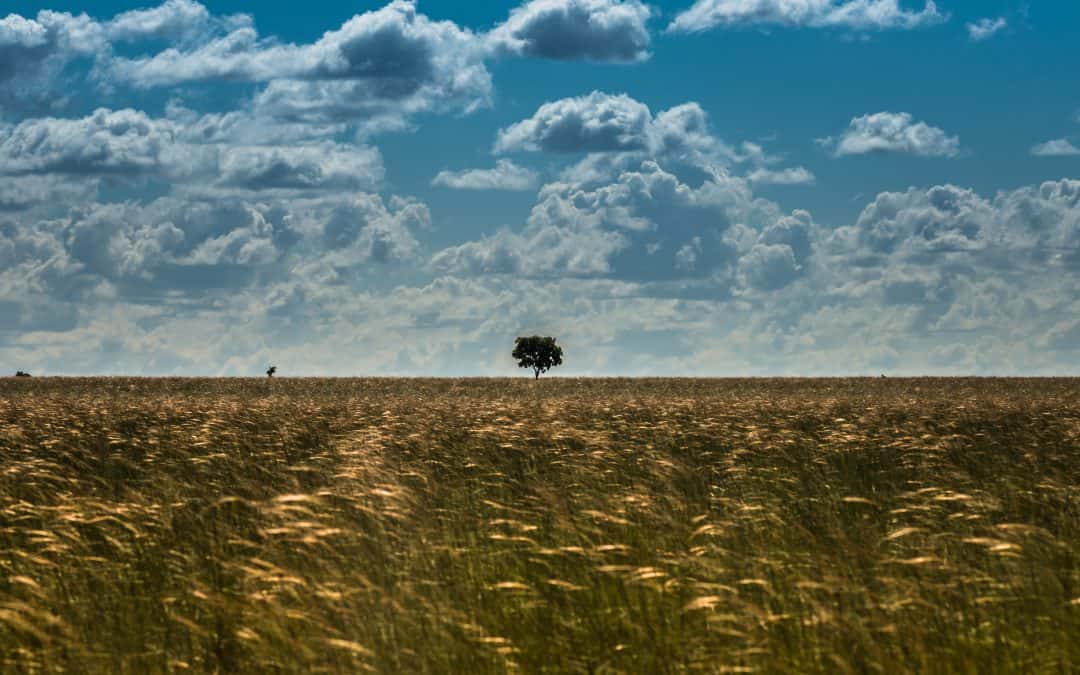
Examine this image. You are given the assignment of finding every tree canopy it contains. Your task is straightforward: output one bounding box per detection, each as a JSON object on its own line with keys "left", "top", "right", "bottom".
{"left": 512, "top": 336, "right": 563, "bottom": 379}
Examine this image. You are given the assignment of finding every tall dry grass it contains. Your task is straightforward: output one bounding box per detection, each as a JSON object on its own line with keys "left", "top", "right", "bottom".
{"left": 0, "top": 377, "right": 1078, "bottom": 673}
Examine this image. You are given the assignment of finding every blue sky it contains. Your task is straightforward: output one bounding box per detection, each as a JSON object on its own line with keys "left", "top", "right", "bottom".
{"left": 1, "top": 0, "right": 1078, "bottom": 375}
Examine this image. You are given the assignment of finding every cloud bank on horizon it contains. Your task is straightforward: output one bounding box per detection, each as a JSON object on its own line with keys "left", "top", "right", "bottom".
{"left": 0, "top": 0, "right": 1077, "bottom": 376}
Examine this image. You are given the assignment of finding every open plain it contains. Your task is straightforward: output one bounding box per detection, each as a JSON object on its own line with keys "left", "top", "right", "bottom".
{"left": 0, "top": 377, "right": 1078, "bottom": 673}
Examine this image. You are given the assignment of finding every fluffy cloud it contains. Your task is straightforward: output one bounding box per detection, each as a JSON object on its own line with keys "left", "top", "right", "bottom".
{"left": 837, "top": 184, "right": 990, "bottom": 257}
{"left": 493, "top": 93, "right": 813, "bottom": 204}
{"left": 994, "top": 179, "right": 1080, "bottom": 259}
{"left": 62, "top": 200, "right": 267, "bottom": 280}
{"left": 494, "top": 92, "right": 741, "bottom": 166}
{"left": 105, "top": 0, "right": 221, "bottom": 43}
{"left": 496, "top": 92, "right": 653, "bottom": 154}
{"left": 0, "top": 10, "right": 107, "bottom": 114}
{"left": 108, "top": 1, "right": 492, "bottom": 125}
{"left": 1, "top": 0, "right": 663, "bottom": 139}
{"left": 1031, "top": 139, "right": 1080, "bottom": 157}
{"left": 0, "top": 108, "right": 176, "bottom": 175}
{"left": 3, "top": 0, "right": 664, "bottom": 129}
{"left": 822, "top": 112, "right": 960, "bottom": 157}
{"left": 432, "top": 162, "right": 684, "bottom": 278}
{"left": 445, "top": 95, "right": 817, "bottom": 286}
{"left": 1, "top": 0, "right": 672, "bottom": 136}
{"left": 650, "top": 103, "right": 735, "bottom": 163}
{"left": 0, "top": 3, "right": 246, "bottom": 116}
{"left": 0, "top": 175, "right": 94, "bottom": 211}
{"left": 0, "top": 14, "right": 52, "bottom": 49}
{"left": 109, "top": 0, "right": 657, "bottom": 96}
{"left": 112, "top": 2, "right": 472, "bottom": 84}
{"left": 432, "top": 160, "right": 538, "bottom": 191}
{"left": 668, "top": 0, "right": 945, "bottom": 33}
{"left": 430, "top": 223, "right": 626, "bottom": 277}
{"left": 748, "top": 167, "right": 815, "bottom": 185}
{"left": 112, "top": 221, "right": 185, "bottom": 277}
{"left": 761, "top": 210, "right": 813, "bottom": 261}
{"left": 826, "top": 180, "right": 1080, "bottom": 281}
{"left": 0, "top": 107, "right": 386, "bottom": 195}
{"left": 424, "top": 171, "right": 1080, "bottom": 374}
{"left": 5, "top": 176, "right": 1080, "bottom": 375}
{"left": 216, "top": 143, "right": 384, "bottom": 191}
{"left": 737, "top": 243, "right": 800, "bottom": 290}
{"left": 318, "top": 194, "right": 427, "bottom": 265}
{"left": 1, "top": 188, "right": 427, "bottom": 310}
{"left": 966, "top": 17, "right": 1006, "bottom": 42}
{"left": 487, "top": 0, "right": 651, "bottom": 63}
{"left": 806, "top": 180, "right": 1080, "bottom": 354}
{"left": 433, "top": 159, "right": 809, "bottom": 287}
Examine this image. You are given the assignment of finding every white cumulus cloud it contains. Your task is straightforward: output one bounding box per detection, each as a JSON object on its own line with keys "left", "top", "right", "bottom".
{"left": 494, "top": 92, "right": 744, "bottom": 167}
{"left": 487, "top": 0, "right": 652, "bottom": 63}
{"left": 432, "top": 160, "right": 538, "bottom": 191}
{"left": 0, "top": 108, "right": 177, "bottom": 175}
{"left": 748, "top": 167, "right": 815, "bottom": 185}
{"left": 496, "top": 91, "right": 653, "bottom": 154}
{"left": 106, "top": 0, "right": 219, "bottom": 43}
{"left": 109, "top": 1, "right": 492, "bottom": 126}
{"left": 668, "top": 0, "right": 945, "bottom": 33}
{"left": 822, "top": 112, "right": 960, "bottom": 158}
{"left": 1031, "top": 139, "right": 1080, "bottom": 157}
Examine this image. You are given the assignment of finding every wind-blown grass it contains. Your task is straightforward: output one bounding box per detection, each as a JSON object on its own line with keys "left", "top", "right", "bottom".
{"left": 1, "top": 377, "right": 1077, "bottom": 672}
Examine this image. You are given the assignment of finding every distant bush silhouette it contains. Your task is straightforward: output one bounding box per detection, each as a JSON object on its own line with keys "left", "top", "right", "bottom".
{"left": 266, "top": 366, "right": 277, "bottom": 378}
{"left": 14, "top": 370, "right": 31, "bottom": 377}
{"left": 513, "top": 336, "right": 563, "bottom": 379}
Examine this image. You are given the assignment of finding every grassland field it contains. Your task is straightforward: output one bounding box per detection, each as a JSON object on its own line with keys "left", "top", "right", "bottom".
{"left": 0, "top": 377, "right": 1078, "bottom": 673}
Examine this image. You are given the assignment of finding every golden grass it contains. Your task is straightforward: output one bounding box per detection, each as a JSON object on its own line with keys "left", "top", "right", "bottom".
{"left": 0, "top": 377, "right": 1078, "bottom": 673}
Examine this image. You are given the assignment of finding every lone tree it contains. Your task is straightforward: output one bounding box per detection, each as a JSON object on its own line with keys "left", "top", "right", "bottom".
{"left": 513, "top": 336, "right": 563, "bottom": 379}
{"left": 14, "top": 371, "right": 31, "bottom": 377}
{"left": 266, "top": 365, "right": 277, "bottom": 378}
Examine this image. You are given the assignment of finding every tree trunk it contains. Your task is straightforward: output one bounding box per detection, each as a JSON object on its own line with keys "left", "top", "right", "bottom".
{"left": 534, "top": 369, "right": 540, "bottom": 380}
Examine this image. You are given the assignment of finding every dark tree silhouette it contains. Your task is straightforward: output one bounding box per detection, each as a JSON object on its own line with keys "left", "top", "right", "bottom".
{"left": 266, "top": 366, "right": 277, "bottom": 378}
{"left": 14, "top": 371, "right": 31, "bottom": 377}
{"left": 513, "top": 336, "right": 563, "bottom": 379}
